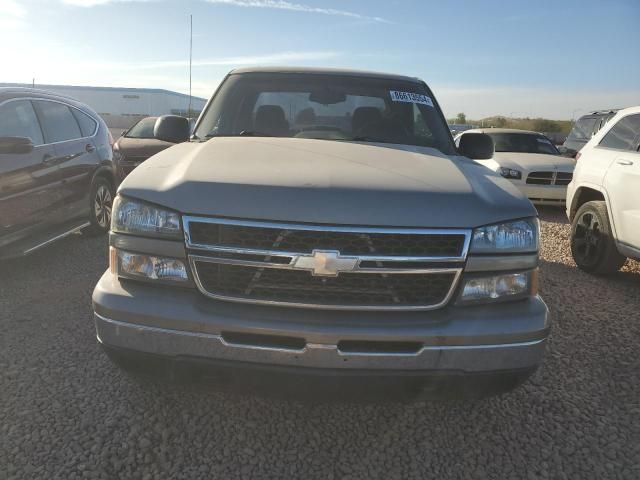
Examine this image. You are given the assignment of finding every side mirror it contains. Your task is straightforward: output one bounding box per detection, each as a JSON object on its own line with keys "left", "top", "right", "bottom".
{"left": 458, "top": 133, "right": 494, "bottom": 160}
{"left": 154, "top": 115, "right": 190, "bottom": 143}
{"left": 0, "top": 136, "right": 34, "bottom": 154}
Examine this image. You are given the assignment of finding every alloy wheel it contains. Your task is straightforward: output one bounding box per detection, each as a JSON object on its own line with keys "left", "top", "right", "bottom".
{"left": 572, "top": 212, "right": 602, "bottom": 266}
{"left": 94, "top": 184, "right": 113, "bottom": 228}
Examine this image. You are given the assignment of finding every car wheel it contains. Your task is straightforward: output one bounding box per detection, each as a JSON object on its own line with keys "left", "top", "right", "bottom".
{"left": 570, "top": 200, "right": 626, "bottom": 274}
{"left": 85, "top": 176, "right": 114, "bottom": 235}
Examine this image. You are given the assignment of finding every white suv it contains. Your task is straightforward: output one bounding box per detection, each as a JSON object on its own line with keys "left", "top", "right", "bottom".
{"left": 566, "top": 106, "right": 640, "bottom": 274}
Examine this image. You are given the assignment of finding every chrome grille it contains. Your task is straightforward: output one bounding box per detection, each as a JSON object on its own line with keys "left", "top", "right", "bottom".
{"left": 187, "top": 221, "right": 466, "bottom": 257}
{"left": 555, "top": 172, "right": 573, "bottom": 186}
{"left": 193, "top": 261, "right": 458, "bottom": 308}
{"left": 184, "top": 217, "right": 470, "bottom": 310}
{"left": 526, "top": 171, "right": 573, "bottom": 186}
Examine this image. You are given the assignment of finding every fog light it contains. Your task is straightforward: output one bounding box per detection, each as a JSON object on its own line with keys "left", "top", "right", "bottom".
{"left": 115, "top": 249, "right": 188, "bottom": 282}
{"left": 457, "top": 270, "right": 536, "bottom": 304}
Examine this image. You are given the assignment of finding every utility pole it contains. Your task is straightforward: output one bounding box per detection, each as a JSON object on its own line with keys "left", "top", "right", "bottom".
{"left": 188, "top": 14, "right": 193, "bottom": 120}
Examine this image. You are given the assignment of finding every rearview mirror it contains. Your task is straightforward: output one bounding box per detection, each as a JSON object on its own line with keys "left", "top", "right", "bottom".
{"left": 0, "top": 136, "right": 34, "bottom": 154}
{"left": 458, "top": 133, "right": 494, "bottom": 160}
{"left": 154, "top": 115, "right": 190, "bottom": 143}
{"left": 309, "top": 90, "right": 346, "bottom": 105}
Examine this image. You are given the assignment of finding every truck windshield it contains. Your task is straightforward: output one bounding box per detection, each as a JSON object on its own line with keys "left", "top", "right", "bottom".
{"left": 195, "top": 73, "right": 455, "bottom": 154}
{"left": 488, "top": 132, "right": 559, "bottom": 155}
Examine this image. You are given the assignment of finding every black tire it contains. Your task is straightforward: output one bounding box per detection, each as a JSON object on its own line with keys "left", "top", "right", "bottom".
{"left": 85, "top": 176, "right": 114, "bottom": 236}
{"left": 570, "top": 200, "right": 626, "bottom": 274}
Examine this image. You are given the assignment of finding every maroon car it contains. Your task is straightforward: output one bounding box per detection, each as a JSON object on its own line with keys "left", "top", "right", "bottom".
{"left": 113, "top": 116, "right": 180, "bottom": 180}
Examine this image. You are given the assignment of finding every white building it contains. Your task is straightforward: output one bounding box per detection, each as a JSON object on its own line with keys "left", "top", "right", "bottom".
{"left": 0, "top": 83, "right": 208, "bottom": 136}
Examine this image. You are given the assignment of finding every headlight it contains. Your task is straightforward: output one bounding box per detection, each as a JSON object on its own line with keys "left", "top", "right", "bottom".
{"left": 471, "top": 218, "right": 539, "bottom": 253}
{"left": 457, "top": 270, "right": 537, "bottom": 305}
{"left": 110, "top": 247, "right": 189, "bottom": 283}
{"left": 111, "top": 196, "right": 181, "bottom": 238}
{"left": 499, "top": 167, "right": 522, "bottom": 180}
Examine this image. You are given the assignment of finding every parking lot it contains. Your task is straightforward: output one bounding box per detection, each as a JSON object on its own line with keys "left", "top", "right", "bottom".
{"left": 1, "top": 208, "right": 638, "bottom": 480}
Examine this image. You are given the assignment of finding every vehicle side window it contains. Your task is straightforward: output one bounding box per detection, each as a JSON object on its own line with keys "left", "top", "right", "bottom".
{"left": 33, "top": 100, "right": 82, "bottom": 143}
{"left": 71, "top": 109, "right": 98, "bottom": 137}
{"left": 598, "top": 114, "right": 640, "bottom": 151}
{"left": 0, "top": 100, "right": 44, "bottom": 145}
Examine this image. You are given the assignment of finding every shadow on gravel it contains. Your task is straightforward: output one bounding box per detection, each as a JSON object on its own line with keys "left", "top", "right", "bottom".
{"left": 536, "top": 205, "right": 569, "bottom": 224}
{"left": 0, "top": 231, "right": 108, "bottom": 283}
{"left": 540, "top": 257, "right": 640, "bottom": 290}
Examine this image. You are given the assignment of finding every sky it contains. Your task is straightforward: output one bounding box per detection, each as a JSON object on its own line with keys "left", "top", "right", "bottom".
{"left": 1, "top": 0, "right": 638, "bottom": 120}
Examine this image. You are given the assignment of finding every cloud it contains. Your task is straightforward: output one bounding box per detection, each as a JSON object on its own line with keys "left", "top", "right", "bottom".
{"left": 204, "top": 0, "right": 389, "bottom": 23}
{"left": 61, "top": 0, "right": 150, "bottom": 6}
{"left": 95, "top": 50, "right": 341, "bottom": 70}
{"left": 0, "top": 0, "right": 27, "bottom": 29}
{"left": 59, "top": 0, "right": 389, "bottom": 23}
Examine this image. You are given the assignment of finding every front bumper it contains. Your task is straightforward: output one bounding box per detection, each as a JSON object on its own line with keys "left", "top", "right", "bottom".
{"left": 93, "top": 271, "right": 550, "bottom": 375}
{"left": 517, "top": 184, "right": 568, "bottom": 205}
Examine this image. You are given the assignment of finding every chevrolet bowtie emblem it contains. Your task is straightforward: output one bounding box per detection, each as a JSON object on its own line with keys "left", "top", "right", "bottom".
{"left": 292, "top": 250, "right": 358, "bottom": 276}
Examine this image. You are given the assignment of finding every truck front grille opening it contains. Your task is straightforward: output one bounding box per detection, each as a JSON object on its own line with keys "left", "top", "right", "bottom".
{"left": 337, "top": 340, "right": 423, "bottom": 355}
{"left": 221, "top": 331, "right": 306, "bottom": 351}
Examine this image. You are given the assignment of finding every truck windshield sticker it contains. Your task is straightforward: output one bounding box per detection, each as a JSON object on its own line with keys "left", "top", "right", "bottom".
{"left": 389, "top": 91, "right": 434, "bottom": 107}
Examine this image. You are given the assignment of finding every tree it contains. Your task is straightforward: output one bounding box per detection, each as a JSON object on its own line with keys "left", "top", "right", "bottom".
{"left": 532, "top": 118, "right": 561, "bottom": 133}
{"left": 494, "top": 116, "right": 507, "bottom": 127}
{"left": 455, "top": 112, "right": 466, "bottom": 124}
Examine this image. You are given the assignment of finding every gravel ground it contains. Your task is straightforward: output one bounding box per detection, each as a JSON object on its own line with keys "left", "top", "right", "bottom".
{"left": 1, "top": 207, "right": 639, "bottom": 479}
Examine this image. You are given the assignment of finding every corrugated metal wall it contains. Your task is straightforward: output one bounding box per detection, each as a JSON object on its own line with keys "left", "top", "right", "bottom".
{"left": 0, "top": 83, "right": 207, "bottom": 131}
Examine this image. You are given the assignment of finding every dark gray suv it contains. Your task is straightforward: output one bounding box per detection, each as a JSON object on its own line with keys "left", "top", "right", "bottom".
{"left": 0, "top": 88, "right": 116, "bottom": 258}
{"left": 562, "top": 110, "right": 617, "bottom": 157}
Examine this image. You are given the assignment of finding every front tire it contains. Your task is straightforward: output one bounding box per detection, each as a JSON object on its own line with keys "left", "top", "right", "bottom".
{"left": 570, "top": 200, "right": 626, "bottom": 274}
{"left": 85, "top": 176, "right": 114, "bottom": 236}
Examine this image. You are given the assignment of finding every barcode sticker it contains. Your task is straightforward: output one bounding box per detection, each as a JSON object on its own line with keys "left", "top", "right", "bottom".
{"left": 389, "top": 91, "right": 434, "bottom": 107}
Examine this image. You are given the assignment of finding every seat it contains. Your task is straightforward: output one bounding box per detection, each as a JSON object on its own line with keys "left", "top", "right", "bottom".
{"left": 295, "top": 107, "right": 316, "bottom": 125}
{"left": 254, "top": 105, "right": 290, "bottom": 136}
{"left": 352, "top": 107, "right": 383, "bottom": 137}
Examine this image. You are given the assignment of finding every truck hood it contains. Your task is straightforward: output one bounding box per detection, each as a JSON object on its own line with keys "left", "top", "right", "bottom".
{"left": 119, "top": 137, "right": 536, "bottom": 228}
{"left": 493, "top": 152, "right": 575, "bottom": 172}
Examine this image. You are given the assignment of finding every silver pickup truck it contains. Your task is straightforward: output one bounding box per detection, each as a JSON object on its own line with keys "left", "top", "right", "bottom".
{"left": 93, "top": 67, "right": 549, "bottom": 398}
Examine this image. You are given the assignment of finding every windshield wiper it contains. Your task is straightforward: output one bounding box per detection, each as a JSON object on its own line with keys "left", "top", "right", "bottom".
{"left": 201, "top": 131, "right": 274, "bottom": 141}
{"left": 238, "top": 130, "right": 273, "bottom": 137}
{"left": 350, "top": 136, "right": 387, "bottom": 143}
